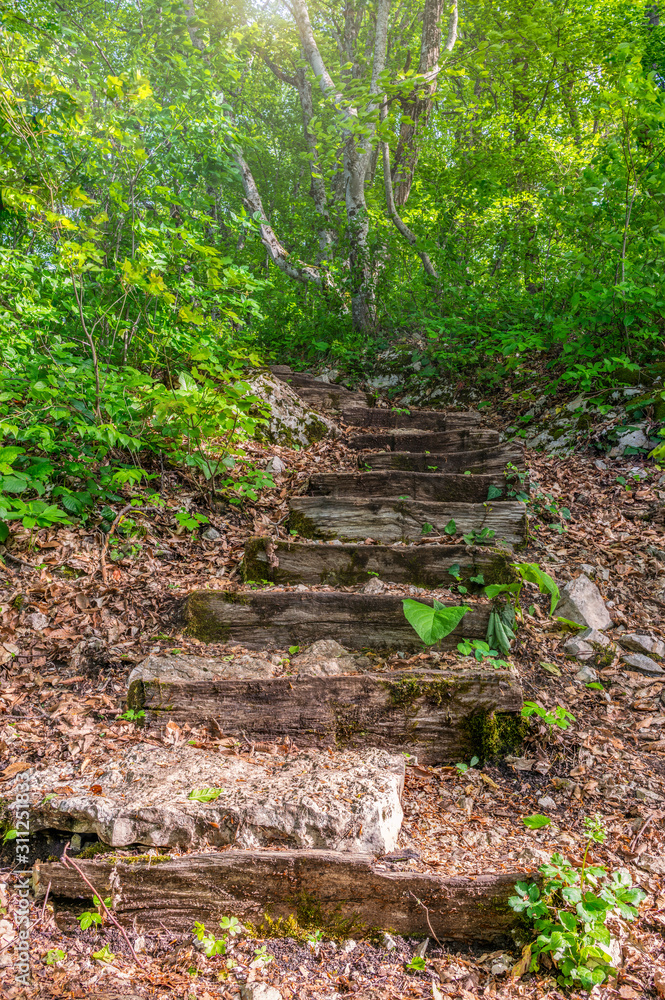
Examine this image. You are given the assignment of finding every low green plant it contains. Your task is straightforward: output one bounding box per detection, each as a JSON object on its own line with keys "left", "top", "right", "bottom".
{"left": 406, "top": 955, "right": 427, "bottom": 972}
{"left": 253, "top": 944, "right": 273, "bottom": 962}
{"left": 116, "top": 709, "right": 145, "bottom": 722}
{"left": 522, "top": 701, "right": 576, "bottom": 730}
{"left": 77, "top": 895, "right": 111, "bottom": 930}
{"left": 193, "top": 920, "right": 228, "bottom": 957}
{"left": 509, "top": 816, "right": 646, "bottom": 989}
{"left": 456, "top": 638, "right": 510, "bottom": 667}
{"left": 463, "top": 526, "right": 496, "bottom": 545}
{"left": 44, "top": 948, "right": 66, "bottom": 965}
{"left": 455, "top": 755, "right": 479, "bottom": 774}
{"left": 402, "top": 599, "right": 469, "bottom": 645}
{"left": 91, "top": 944, "right": 115, "bottom": 964}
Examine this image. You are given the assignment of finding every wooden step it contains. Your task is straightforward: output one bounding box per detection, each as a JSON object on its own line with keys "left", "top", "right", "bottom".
{"left": 341, "top": 406, "right": 480, "bottom": 429}
{"left": 242, "top": 537, "right": 517, "bottom": 587}
{"left": 271, "top": 366, "right": 372, "bottom": 409}
{"left": 348, "top": 428, "right": 500, "bottom": 452}
{"left": 128, "top": 658, "right": 523, "bottom": 764}
{"left": 308, "top": 471, "right": 518, "bottom": 503}
{"left": 35, "top": 850, "right": 533, "bottom": 941}
{"left": 362, "top": 444, "right": 526, "bottom": 474}
{"left": 185, "top": 591, "right": 490, "bottom": 648}
{"left": 288, "top": 497, "right": 527, "bottom": 546}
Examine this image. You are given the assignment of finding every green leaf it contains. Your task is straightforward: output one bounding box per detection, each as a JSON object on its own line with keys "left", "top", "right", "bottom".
{"left": 522, "top": 814, "right": 551, "bottom": 829}
{"left": 402, "top": 600, "right": 469, "bottom": 646}
{"left": 188, "top": 786, "right": 224, "bottom": 802}
{"left": 92, "top": 944, "right": 115, "bottom": 963}
{"left": 487, "top": 485, "right": 503, "bottom": 500}
{"left": 513, "top": 563, "right": 560, "bottom": 614}
{"left": 443, "top": 519, "right": 457, "bottom": 535}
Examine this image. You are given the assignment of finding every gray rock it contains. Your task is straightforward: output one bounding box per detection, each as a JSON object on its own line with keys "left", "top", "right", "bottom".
{"left": 594, "top": 460, "right": 608, "bottom": 471}
{"left": 26, "top": 612, "right": 49, "bottom": 631}
{"left": 537, "top": 796, "right": 556, "bottom": 810}
{"left": 491, "top": 955, "right": 512, "bottom": 976}
{"left": 555, "top": 574, "right": 612, "bottom": 630}
{"left": 265, "top": 455, "right": 287, "bottom": 475}
{"left": 240, "top": 985, "right": 282, "bottom": 1000}
{"left": 202, "top": 527, "right": 221, "bottom": 541}
{"left": 8, "top": 744, "right": 404, "bottom": 855}
{"left": 619, "top": 633, "right": 665, "bottom": 658}
{"left": 290, "top": 640, "right": 370, "bottom": 675}
{"left": 414, "top": 938, "right": 429, "bottom": 958}
{"left": 248, "top": 373, "right": 336, "bottom": 448}
{"left": 341, "top": 939, "right": 357, "bottom": 953}
{"left": 575, "top": 664, "right": 598, "bottom": 683}
{"left": 361, "top": 576, "right": 385, "bottom": 594}
{"left": 382, "top": 932, "right": 398, "bottom": 951}
{"left": 129, "top": 654, "right": 283, "bottom": 689}
{"left": 563, "top": 637, "right": 593, "bottom": 661}
{"left": 578, "top": 627, "right": 611, "bottom": 646}
{"left": 610, "top": 427, "right": 649, "bottom": 457}
{"left": 621, "top": 653, "right": 664, "bottom": 676}
{"left": 635, "top": 853, "right": 665, "bottom": 875}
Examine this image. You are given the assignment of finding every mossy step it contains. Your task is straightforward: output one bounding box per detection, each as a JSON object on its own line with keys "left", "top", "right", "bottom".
{"left": 242, "top": 537, "right": 517, "bottom": 588}
{"left": 362, "top": 444, "right": 526, "bottom": 474}
{"left": 341, "top": 406, "right": 480, "bottom": 429}
{"left": 348, "top": 428, "right": 500, "bottom": 452}
{"left": 307, "top": 470, "right": 522, "bottom": 504}
{"left": 287, "top": 497, "right": 527, "bottom": 546}
{"left": 127, "top": 656, "right": 524, "bottom": 764}
{"left": 35, "top": 850, "right": 534, "bottom": 941}
{"left": 185, "top": 591, "right": 491, "bottom": 649}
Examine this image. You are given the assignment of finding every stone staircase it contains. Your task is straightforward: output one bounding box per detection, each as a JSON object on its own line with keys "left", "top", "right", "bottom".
{"left": 32, "top": 369, "right": 533, "bottom": 946}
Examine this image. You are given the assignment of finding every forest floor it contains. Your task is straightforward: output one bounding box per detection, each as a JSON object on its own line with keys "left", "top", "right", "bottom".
{"left": 1, "top": 390, "right": 665, "bottom": 1000}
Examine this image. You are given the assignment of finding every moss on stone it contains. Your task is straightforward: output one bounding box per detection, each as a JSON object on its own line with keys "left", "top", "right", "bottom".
{"left": 78, "top": 840, "right": 113, "bottom": 860}
{"left": 463, "top": 711, "right": 527, "bottom": 761}
{"left": 241, "top": 538, "right": 271, "bottom": 584}
{"left": 287, "top": 508, "right": 323, "bottom": 539}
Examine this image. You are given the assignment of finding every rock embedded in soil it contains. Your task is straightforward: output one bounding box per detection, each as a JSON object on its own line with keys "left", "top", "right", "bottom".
{"left": 10, "top": 745, "right": 405, "bottom": 854}
{"left": 289, "top": 639, "right": 371, "bottom": 674}
{"left": 555, "top": 573, "right": 612, "bottom": 630}
{"left": 247, "top": 373, "right": 337, "bottom": 447}
{"left": 620, "top": 652, "right": 665, "bottom": 677}
{"left": 619, "top": 633, "right": 665, "bottom": 658}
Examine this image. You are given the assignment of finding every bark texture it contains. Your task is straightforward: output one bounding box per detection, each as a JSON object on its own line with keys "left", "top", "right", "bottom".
{"left": 128, "top": 663, "right": 523, "bottom": 764}
{"left": 241, "top": 537, "right": 517, "bottom": 587}
{"left": 184, "top": 591, "right": 491, "bottom": 648}
{"left": 306, "top": 471, "right": 516, "bottom": 502}
{"left": 362, "top": 445, "right": 526, "bottom": 474}
{"left": 287, "top": 497, "right": 527, "bottom": 546}
{"left": 35, "top": 850, "right": 533, "bottom": 940}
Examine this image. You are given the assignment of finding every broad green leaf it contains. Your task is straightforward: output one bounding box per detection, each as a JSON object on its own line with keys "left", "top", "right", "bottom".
{"left": 402, "top": 600, "right": 469, "bottom": 645}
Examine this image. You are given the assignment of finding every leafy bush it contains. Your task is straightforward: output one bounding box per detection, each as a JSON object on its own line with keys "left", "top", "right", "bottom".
{"left": 510, "top": 817, "right": 645, "bottom": 989}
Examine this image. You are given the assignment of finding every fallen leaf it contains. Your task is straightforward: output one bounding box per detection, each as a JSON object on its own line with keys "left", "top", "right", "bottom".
{"left": 0, "top": 761, "right": 31, "bottom": 781}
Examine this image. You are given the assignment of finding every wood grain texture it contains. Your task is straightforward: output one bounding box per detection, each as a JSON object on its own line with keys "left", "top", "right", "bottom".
{"left": 185, "top": 591, "right": 491, "bottom": 648}
{"left": 348, "top": 428, "right": 500, "bottom": 452}
{"left": 288, "top": 497, "right": 527, "bottom": 546}
{"left": 35, "top": 850, "right": 532, "bottom": 941}
{"left": 128, "top": 665, "right": 523, "bottom": 763}
{"left": 307, "top": 471, "right": 517, "bottom": 503}
{"left": 341, "top": 407, "right": 480, "bottom": 429}
{"left": 362, "top": 445, "right": 526, "bottom": 474}
{"left": 270, "top": 368, "right": 372, "bottom": 409}
{"left": 242, "top": 537, "right": 517, "bottom": 587}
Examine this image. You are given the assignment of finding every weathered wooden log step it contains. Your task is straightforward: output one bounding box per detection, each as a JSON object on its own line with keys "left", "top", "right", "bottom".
{"left": 242, "top": 537, "right": 516, "bottom": 587}
{"left": 270, "top": 366, "right": 372, "bottom": 409}
{"left": 348, "top": 428, "right": 500, "bottom": 452}
{"left": 307, "top": 471, "right": 518, "bottom": 504}
{"left": 128, "top": 657, "right": 523, "bottom": 764}
{"left": 288, "top": 497, "right": 527, "bottom": 546}
{"left": 362, "top": 444, "right": 526, "bottom": 474}
{"left": 341, "top": 406, "right": 480, "bottom": 429}
{"left": 185, "top": 591, "right": 490, "bottom": 648}
{"left": 35, "top": 850, "right": 531, "bottom": 941}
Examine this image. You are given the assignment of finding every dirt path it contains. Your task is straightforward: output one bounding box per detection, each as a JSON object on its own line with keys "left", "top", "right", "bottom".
{"left": 1, "top": 372, "right": 664, "bottom": 999}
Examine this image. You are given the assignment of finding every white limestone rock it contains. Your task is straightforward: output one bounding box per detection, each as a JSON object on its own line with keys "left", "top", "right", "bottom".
{"left": 247, "top": 373, "right": 336, "bottom": 448}
{"left": 7, "top": 744, "right": 404, "bottom": 855}
{"left": 290, "top": 639, "right": 371, "bottom": 675}
{"left": 555, "top": 574, "right": 612, "bottom": 630}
